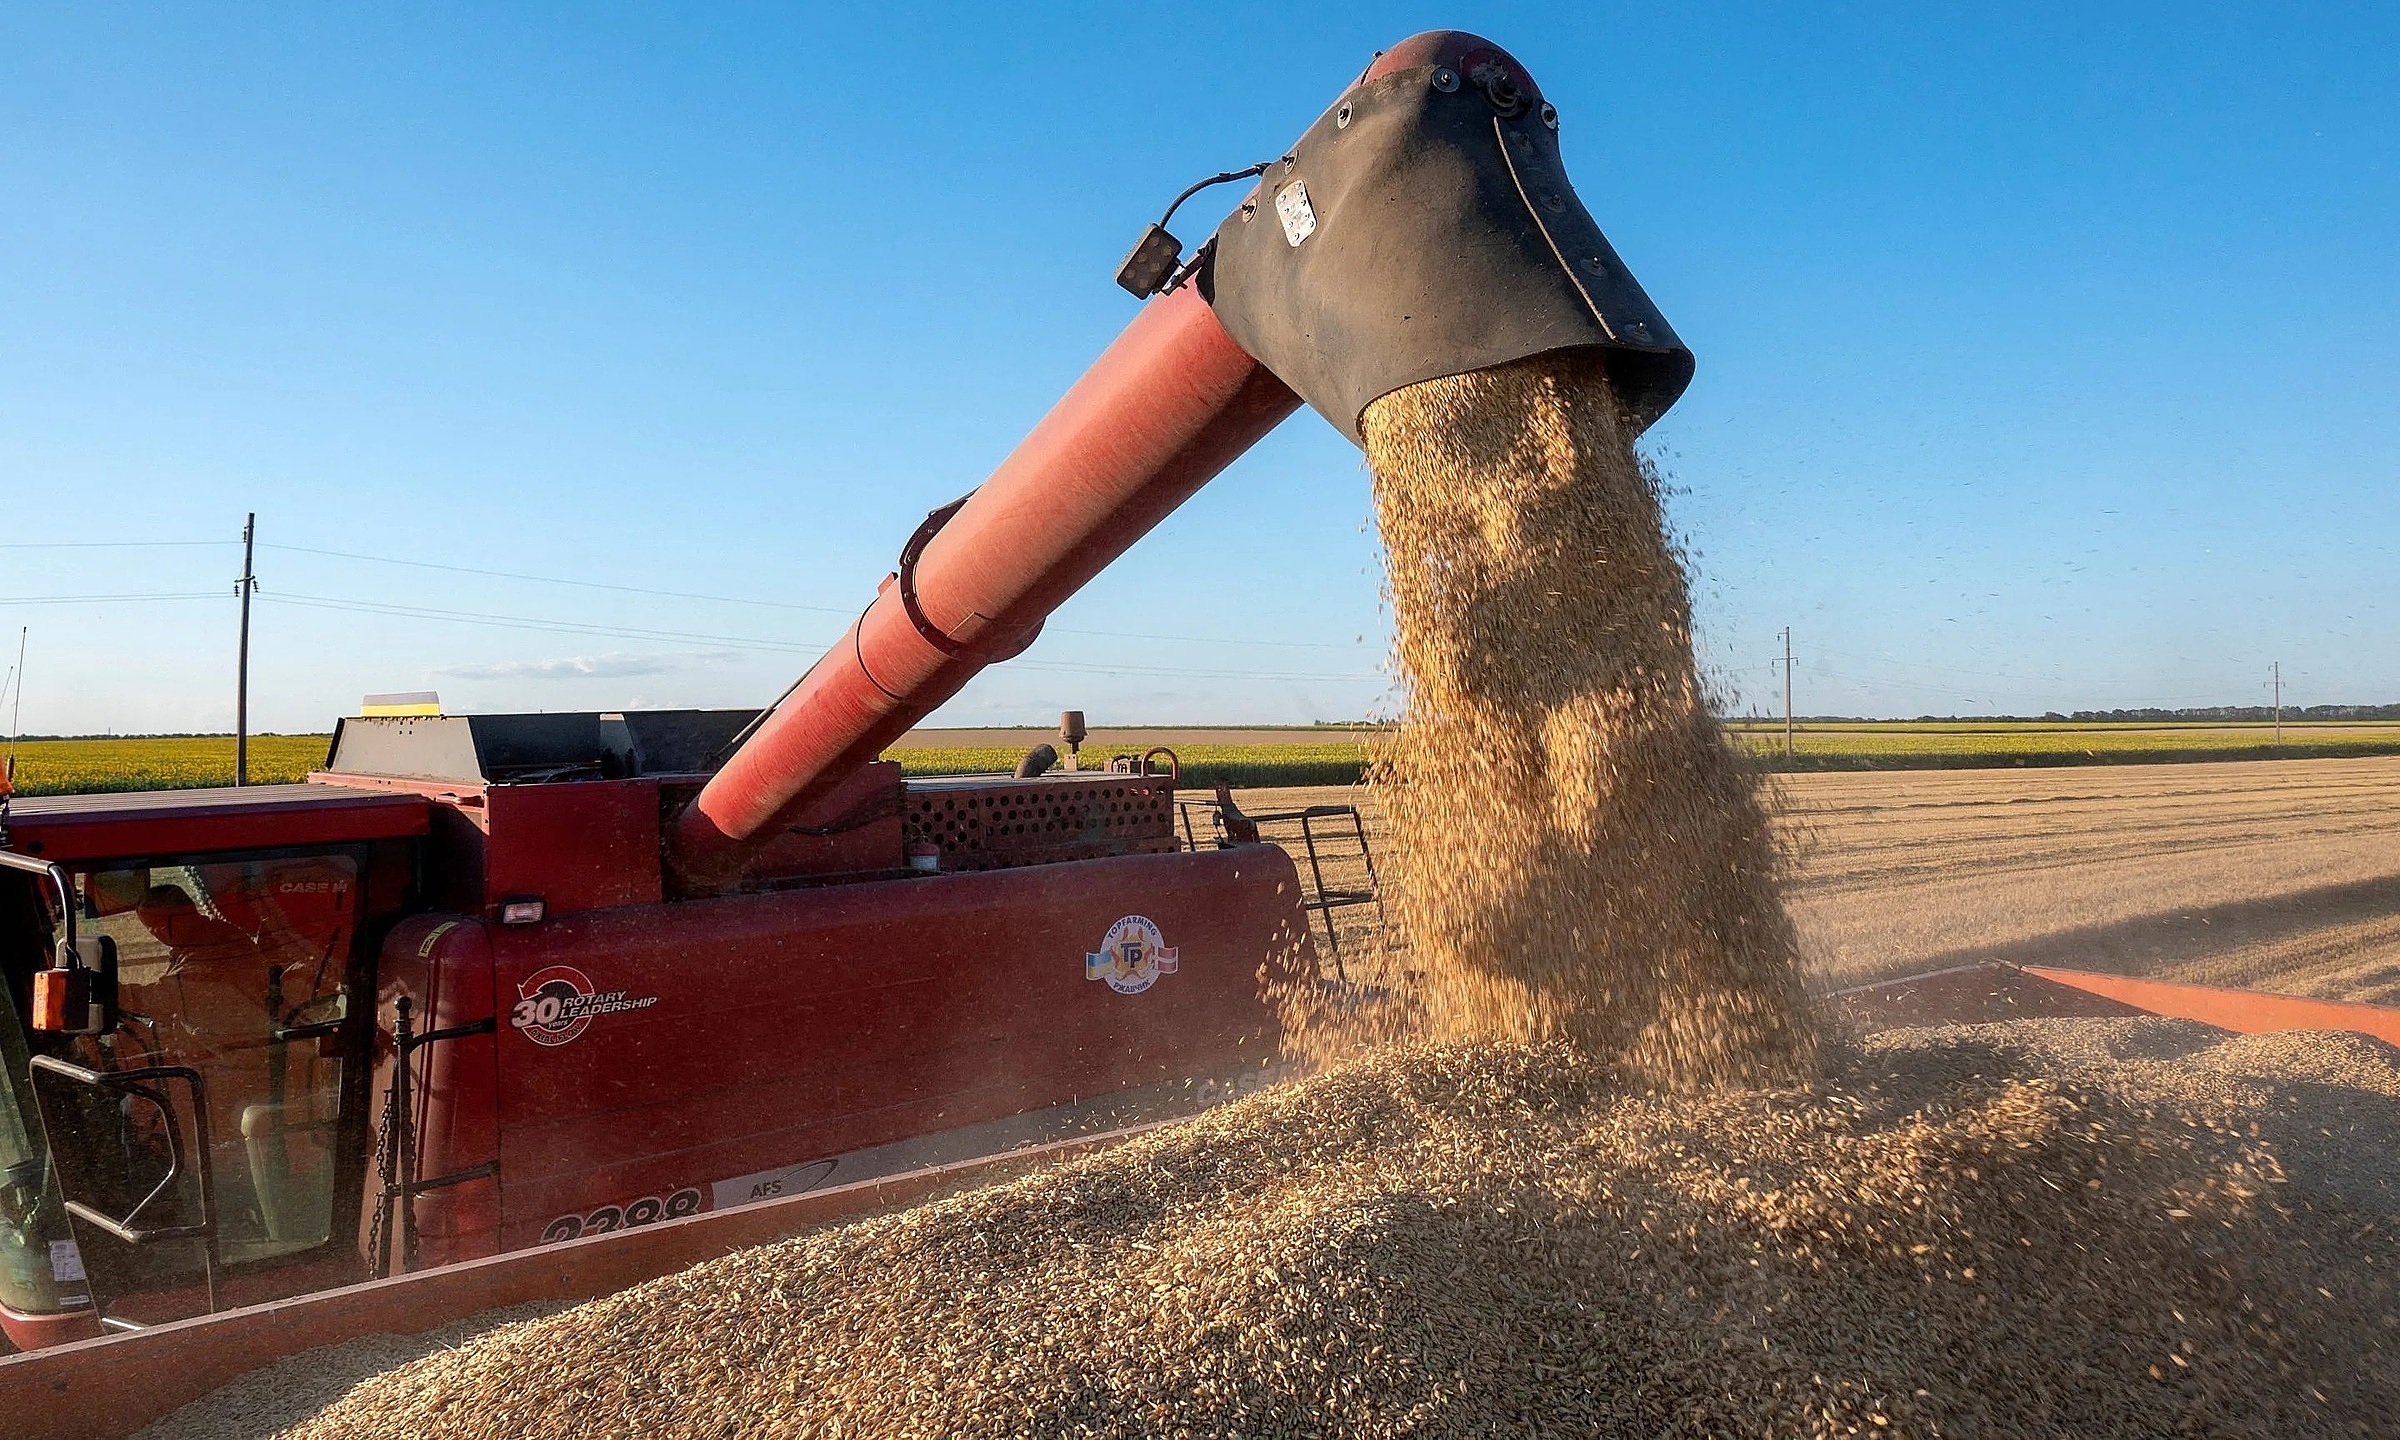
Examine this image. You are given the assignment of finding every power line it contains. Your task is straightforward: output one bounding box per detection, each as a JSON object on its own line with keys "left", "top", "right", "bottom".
{"left": 0, "top": 592, "right": 227, "bottom": 605}
{"left": 260, "top": 540, "right": 1366, "bottom": 651}
{"left": 261, "top": 542, "right": 857, "bottom": 616}
{"left": 1805, "top": 666, "right": 2240, "bottom": 708}
{"left": 1812, "top": 645, "right": 2178, "bottom": 693}
{"left": 0, "top": 540, "right": 234, "bottom": 550}
{"left": 264, "top": 592, "right": 823, "bottom": 653}
{"left": 1012, "top": 657, "right": 1385, "bottom": 684}
{"left": 260, "top": 593, "right": 1387, "bottom": 685}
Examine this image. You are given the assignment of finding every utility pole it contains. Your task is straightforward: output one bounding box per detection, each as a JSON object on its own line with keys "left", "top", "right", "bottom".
{"left": 2273, "top": 661, "right": 2282, "bottom": 748}
{"left": 236, "top": 513, "right": 257, "bottom": 787}
{"left": 1782, "top": 627, "right": 1794, "bottom": 760}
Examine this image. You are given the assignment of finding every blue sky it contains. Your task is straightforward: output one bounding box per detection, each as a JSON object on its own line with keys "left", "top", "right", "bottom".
{"left": 3, "top": 3, "right": 2395, "bottom": 734}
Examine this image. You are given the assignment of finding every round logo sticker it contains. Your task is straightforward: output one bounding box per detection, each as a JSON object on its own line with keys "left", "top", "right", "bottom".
{"left": 508, "top": 966, "right": 662, "bottom": 1047}
{"left": 1083, "top": 915, "right": 1179, "bottom": 996}
{"left": 511, "top": 964, "right": 597, "bottom": 1047}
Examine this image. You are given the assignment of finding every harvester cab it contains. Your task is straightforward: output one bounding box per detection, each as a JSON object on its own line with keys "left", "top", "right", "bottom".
{"left": 0, "top": 28, "right": 1691, "bottom": 1354}
{"left": 0, "top": 813, "right": 414, "bottom": 1342}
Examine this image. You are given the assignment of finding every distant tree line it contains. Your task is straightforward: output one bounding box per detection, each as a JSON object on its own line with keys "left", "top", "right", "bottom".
{"left": 2054, "top": 705, "right": 2400, "bottom": 722}
{"left": 1728, "top": 704, "right": 2400, "bottom": 724}
{"left": 1737, "top": 710, "right": 2400, "bottom": 724}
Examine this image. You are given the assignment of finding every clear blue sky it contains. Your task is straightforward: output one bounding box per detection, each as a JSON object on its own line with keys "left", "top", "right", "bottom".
{"left": 4, "top": 3, "right": 2395, "bottom": 734}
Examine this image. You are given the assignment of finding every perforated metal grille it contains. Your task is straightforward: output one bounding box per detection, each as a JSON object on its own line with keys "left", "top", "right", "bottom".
{"left": 902, "top": 774, "right": 1177, "bottom": 872}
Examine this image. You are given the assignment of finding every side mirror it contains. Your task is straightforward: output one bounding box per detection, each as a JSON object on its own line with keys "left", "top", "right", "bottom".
{"left": 32, "top": 935, "right": 116, "bottom": 1036}
{"left": 4, "top": 853, "right": 116, "bottom": 1035}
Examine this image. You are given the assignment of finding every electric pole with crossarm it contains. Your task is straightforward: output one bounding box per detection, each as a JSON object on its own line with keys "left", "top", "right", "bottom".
{"left": 1782, "top": 627, "right": 1794, "bottom": 760}
{"left": 236, "top": 513, "right": 257, "bottom": 786}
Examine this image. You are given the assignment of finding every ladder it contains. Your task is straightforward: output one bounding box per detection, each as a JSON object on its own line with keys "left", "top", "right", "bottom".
{"left": 1179, "top": 794, "right": 1384, "bottom": 981}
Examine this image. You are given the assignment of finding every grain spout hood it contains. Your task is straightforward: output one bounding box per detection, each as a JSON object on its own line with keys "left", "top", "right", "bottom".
{"left": 1205, "top": 31, "right": 1694, "bottom": 441}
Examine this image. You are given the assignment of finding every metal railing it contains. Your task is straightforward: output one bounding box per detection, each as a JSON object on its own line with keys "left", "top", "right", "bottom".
{"left": 28, "top": 1055, "right": 221, "bottom": 1329}
{"left": 1179, "top": 794, "right": 1384, "bottom": 981}
{"left": 369, "top": 995, "right": 498, "bottom": 1279}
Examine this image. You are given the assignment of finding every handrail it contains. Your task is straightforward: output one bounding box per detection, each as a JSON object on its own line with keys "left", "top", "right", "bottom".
{"left": 27, "top": 1055, "right": 222, "bottom": 1319}
{"left": 371, "top": 998, "right": 498, "bottom": 1279}
{"left": 0, "top": 850, "right": 79, "bottom": 952}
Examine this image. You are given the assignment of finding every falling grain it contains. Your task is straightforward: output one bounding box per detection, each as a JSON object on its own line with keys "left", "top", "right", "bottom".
{"left": 1340, "top": 351, "right": 1814, "bottom": 1084}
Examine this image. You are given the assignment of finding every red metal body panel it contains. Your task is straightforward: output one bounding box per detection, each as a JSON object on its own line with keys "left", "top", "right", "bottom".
{"left": 0, "top": 784, "right": 427, "bottom": 865}
{"left": 479, "top": 844, "right": 1308, "bottom": 1252}
{"left": 669, "top": 286, "right": 1301, "bottom": 887}
{"left": 480, "top": 782, "right": 661, "bottom": 913}
{"left": 2024, "top": 966, "right": 2400, "bottom": 1045}
{"left": 1359, "top": 30, "right": 1546, "bottom": 100}
{"left": 733, "top": 761, "right": 906, "bottom": 885}
{"left": 310, "top": 774, "right": 662, "bottom": 917}
{"left": 0, "top": 1299, "right": 101, "bottom": 1352}
{"left": 370, "top": 916, "right": 503, "bottom": 1267}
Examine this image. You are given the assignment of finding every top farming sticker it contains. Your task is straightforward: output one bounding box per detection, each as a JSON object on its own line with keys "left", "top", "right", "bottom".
{"left": 1085, "top": 915, "right": 1178, "bottom": 996}
{"left": 509, "top": 964, "right": 659, "bottom": 1047}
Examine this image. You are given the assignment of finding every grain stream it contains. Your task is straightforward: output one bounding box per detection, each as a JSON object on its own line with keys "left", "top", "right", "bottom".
{"left": 1327, "top": 352, "right": 1812, "bottom": 1085}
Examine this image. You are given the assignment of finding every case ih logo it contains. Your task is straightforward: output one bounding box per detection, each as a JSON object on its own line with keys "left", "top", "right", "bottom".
{"left": 1084, "top": 915, "right": 1178, "bottom": 996}
{"left": 509, "top": 964, "right": 659, "bottom": 1047}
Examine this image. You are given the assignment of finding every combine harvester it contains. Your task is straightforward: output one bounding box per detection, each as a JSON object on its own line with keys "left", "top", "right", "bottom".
{"left": 5, "top": 29, "right": 2397, "bottom": 1438}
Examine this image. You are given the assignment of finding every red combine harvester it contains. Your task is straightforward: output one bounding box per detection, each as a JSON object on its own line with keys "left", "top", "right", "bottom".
{"left": 0, "top": 31, "right": 1696, "bottom": 1352}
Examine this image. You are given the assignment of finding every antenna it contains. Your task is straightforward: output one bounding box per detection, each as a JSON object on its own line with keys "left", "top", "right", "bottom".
{"left": 3, "top": 626, "right": 23, "bottom": 801}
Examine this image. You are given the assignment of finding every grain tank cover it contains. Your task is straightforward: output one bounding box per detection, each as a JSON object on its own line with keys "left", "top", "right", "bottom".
{"left": 1205, "top": 31, "right": 1693, "bottom": 441}
{"left": 326, "top": 709, "right": 761, "bottom": 784}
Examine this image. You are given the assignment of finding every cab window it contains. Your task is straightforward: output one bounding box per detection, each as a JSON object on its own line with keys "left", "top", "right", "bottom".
{"left": 75, "top": 853, "right": 361, "bottom": 1264}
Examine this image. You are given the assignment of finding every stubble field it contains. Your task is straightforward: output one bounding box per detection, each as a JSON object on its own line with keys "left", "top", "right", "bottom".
{"left": 1240, "top": 752, "right": 2400, "bottom": 1008}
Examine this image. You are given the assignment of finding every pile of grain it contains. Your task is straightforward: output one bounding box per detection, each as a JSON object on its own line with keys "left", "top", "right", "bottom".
{"left": 174, "top": 1017, "right": 2396, "bottom": 1438}
{"left": 1321, "top": 353, "right": 1812, "bottom": 1086}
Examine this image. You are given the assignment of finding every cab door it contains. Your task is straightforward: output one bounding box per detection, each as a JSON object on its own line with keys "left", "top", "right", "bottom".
{"left": 69, "top": 849, "right": 367, "bottom": 1267}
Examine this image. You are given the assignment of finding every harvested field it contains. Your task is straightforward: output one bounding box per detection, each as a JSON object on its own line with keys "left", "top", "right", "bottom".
{"left": 155, "top": 1017, "right": 2400, "bottom": 1438}
{"left": 1777, "top": 756, "right": 2400, "bottom": 1001}
{"left": 891, "top": 726, "right": 1388, "bottom": 750}
{"left": 1243, "top": 754, "right": 2400, "bottom": 1007}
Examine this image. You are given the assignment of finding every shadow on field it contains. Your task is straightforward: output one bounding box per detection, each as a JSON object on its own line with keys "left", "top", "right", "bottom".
{"left": 1898, "top": 873, "right": 2400, "bottom": 1003}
